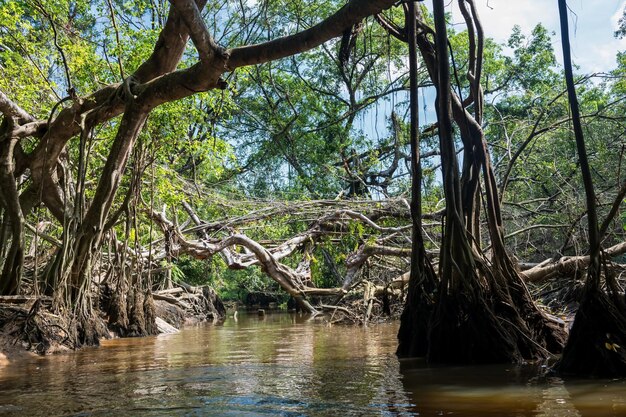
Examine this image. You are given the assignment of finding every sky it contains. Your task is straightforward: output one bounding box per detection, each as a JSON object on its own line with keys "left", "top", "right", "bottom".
{"left": 356, "top": 1, "right": 626, "bottom": 192}
{"left": 448, "top": 0, "right": 626, "bottom": 73}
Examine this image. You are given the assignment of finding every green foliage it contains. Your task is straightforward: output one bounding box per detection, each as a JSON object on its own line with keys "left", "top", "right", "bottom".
{"left": 174, "top": 257, "right": 210, "bottom": 286}
{"left": 615, "top": 4, "right": 626, "bottom": 39}
{"left": 219, "top": 0, "right": 413, "bottom": 199}
{"left": 4, "top": 0, "right": 626, "bottom": 300}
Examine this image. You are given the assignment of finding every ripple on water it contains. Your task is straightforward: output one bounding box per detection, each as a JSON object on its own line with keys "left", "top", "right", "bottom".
{"left": 0, "top": 313, "right": 625, "bottom": 416}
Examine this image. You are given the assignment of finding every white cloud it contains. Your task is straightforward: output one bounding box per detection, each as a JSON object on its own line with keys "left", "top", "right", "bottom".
{"left": 441, "top": 0, "right": 626, "bottom": 73}
{"left": 611, "top": 1, "right": 626, "bottom": 27}
{"left": 471, "top": 0, "right": 559, "bottom": 43}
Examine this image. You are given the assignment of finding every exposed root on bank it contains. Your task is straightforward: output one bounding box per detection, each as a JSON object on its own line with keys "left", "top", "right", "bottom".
{"left": 0, "top": 299, "right": 93, "bottom": 354}
{"left": 0, "top": 280, "right": 226, "bottom": 356}
{"left": 152, "top": 284, "right": 225, "bottom": 321}
{"left": 2, "top": 194, "right": 614, "bottom": 359}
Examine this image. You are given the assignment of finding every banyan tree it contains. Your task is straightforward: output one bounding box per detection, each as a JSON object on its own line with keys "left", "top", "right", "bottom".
{"left": 0, "top": 0, "right": 400, "bottom": 345}
{"left": 1, "top": 0, "right": 621, "bottom": 374}
{"left": 389, "top": 0, "right": 566, "bottom": 363}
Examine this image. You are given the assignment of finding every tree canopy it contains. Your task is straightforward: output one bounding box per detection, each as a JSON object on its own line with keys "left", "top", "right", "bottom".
{"left": 1, "top": 0, "right": 626, "bottom": 376}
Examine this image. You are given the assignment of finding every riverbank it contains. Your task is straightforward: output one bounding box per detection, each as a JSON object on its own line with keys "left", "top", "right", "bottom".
{"left": 0, "top": 272, "right": 579, "bottom": 363}
{"left": 0, "top": 283, "right": 226, "bottom": 361}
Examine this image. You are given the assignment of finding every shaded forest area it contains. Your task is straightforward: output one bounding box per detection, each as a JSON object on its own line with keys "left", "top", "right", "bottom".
{"left": 1, "top": 0, "right": 626, "bottom": 376}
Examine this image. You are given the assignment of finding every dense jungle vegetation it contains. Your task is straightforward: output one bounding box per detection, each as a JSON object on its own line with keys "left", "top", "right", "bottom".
{"left": 1, "top": 0, "right": 626, "bottom": 376}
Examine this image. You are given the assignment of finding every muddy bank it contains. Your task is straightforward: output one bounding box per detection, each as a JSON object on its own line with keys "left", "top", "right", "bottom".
{"left": 0, "top": 283, "right": 225, "bottom": 360}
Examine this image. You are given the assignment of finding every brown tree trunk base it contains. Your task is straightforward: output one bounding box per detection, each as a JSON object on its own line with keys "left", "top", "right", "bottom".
{"left": 554, "top": 289, "right": 626, "bottom": 377}
{"left": 100, "top": 283, "right": 129, "bottom": 335}
{"left": 76, "top": 311, "right": 109, "bottom": 347}
{"left": 127, "top": 289, "right": 145, "bottom": 336}
{"left": 396, "top": 290, "right": 433, "bottom": 358}
{"left": 396, "top": 262, "right": 437, "bottom": 358}
{"left": 143, "top": 292, "right": 157, "bottom": 335}
{"left": 427, "top": 293, "right": 524, "bottom": 364}
{"left": 505, "top": 277, "right": 568, "bottom": 356}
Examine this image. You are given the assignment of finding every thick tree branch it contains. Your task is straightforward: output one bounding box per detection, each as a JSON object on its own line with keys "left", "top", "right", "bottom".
{"left": 169, "top": 0, "right": 223, "bottom": 63}
{"left": 226, "top": 0, "right": 395, "bottom": 70}
{"left": 522, "top": 241, "right": 626, "bottom": 283}
{"left": 134, "top": 0, "right": 209, "bottom": 81}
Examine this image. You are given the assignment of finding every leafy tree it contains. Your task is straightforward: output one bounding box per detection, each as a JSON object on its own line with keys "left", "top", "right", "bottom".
{"left": 0, "top": 0, "right": 399, "bottom": 343}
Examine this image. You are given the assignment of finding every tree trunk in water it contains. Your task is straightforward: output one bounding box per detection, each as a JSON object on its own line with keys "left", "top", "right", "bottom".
{"left": 426, "top": 0, "right": 565, "bottom": 364}
{"left": 397, "top": 0, "right": 438, "bottom": 358}
{"left": 554, "top": 0, "right": 626, "bottom": 377}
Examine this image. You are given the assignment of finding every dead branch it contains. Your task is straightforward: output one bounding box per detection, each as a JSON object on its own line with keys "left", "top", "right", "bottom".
{"left": 522, "top": 241, "right": 626, "bottom": 282}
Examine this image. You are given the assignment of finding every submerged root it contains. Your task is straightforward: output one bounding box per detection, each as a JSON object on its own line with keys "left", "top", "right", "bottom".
{"left": 426, "top": 259, "right": 566, "bottom": 364}
{"left": 428, "top": 293, "right": 521, "bottom": 364}
{"left": 504, "top": 277, "right": 568, "bottom": 357}
{"left": 555, "top": 289, "right": 626, "bottom": 377}
{"left": 396, "top": 286, "right": 434, "bottom": 358}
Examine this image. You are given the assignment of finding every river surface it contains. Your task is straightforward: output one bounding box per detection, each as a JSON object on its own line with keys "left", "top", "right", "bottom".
{"left": 0, "top": 311, "right": 624, "bottom": 416}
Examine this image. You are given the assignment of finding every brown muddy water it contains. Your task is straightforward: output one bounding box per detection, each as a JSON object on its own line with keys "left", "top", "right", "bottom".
{"left": 0, "top": 311, "right": 624, "bottom": 416}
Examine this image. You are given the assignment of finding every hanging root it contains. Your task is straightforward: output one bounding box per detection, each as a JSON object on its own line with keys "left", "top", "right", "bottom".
{"left": 143, "top": 291, "right": 157, "bottom": 335}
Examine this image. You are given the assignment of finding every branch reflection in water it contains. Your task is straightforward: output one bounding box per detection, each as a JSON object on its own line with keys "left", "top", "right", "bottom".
{"left": 0, "top": 312, "right": 624, "bottom": 416}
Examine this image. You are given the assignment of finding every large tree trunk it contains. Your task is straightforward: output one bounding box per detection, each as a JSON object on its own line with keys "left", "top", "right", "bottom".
{"left": 554, "top": 0, "right": 626, "bottom": 377}
{"left": 396, "top": 1, "right": 438, "bottom": 358}
{"left": 424, "top": 0, "right": 565, "bottom": 364}
{"left": 0, "top": 130, "right": 24, "bottom": 295}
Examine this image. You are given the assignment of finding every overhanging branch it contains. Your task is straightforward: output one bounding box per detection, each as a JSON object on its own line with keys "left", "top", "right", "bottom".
{"left": 226, "top": 0, "right": 395, "bottom": 70}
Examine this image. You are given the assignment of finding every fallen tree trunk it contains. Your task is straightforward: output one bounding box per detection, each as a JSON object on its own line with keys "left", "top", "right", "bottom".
{"left": 522, "top": 241, "right": 626, "bottom": 282}
{"left": 154, "top": 283, "right": 225, "bottom": 321}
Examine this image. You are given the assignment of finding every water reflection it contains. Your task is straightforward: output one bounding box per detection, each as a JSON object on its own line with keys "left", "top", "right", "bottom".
{"left": 399, "top": 359, "right": 626, "bottom": 416}
{"left": 0, "top": 313, "right": 413, "bottom": 416}
{"left": 0, "top": 312, "right": 623, "bottom": 416}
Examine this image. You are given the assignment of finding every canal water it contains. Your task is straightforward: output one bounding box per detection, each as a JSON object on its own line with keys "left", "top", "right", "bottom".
{"left": 0, "top": 311, "right": 624, "bottom": 416}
